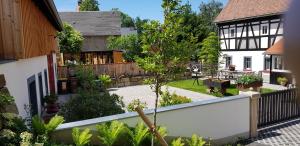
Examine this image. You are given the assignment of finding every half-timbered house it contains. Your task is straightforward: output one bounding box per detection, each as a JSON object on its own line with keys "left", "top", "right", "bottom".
{"left": 0, "top": 0, "right": 62, "bottom": 117}
{"left": 215, "top": 0, "right": 290, "bottom": 83}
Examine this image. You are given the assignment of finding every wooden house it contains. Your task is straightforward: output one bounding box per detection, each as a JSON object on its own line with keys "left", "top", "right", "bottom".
{"left": 0, "top": 0, "right": 62, "bottom": 117}
{"left": 59, "top": 11, "right": 124, "bottom": 65}
{"left": 215, "top": 0, "right": 290, "bottom": 84}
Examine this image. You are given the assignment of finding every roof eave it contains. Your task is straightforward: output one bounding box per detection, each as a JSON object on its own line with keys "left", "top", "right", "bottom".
{"left": 214, "top": 12, "right": 285, "bottom": 24}
{"left": 33, "top": 0, "right": 63, "bottom": 31}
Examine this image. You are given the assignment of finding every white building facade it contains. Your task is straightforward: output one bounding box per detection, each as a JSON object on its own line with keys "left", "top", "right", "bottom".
{"left": 214, "top": 0, "right": 290, "bottom": 83}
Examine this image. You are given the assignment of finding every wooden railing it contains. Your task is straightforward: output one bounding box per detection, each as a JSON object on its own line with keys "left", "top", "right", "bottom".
{"left": 57, "top": 63, "right": 147, "bottom": 79}
{"left": 258, "top": 88, "right": 300, "bottom": 128}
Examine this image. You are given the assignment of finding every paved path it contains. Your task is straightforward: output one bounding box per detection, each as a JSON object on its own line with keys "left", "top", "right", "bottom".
{"left": 244, "top": 118, "right": 300, "bottom": 146}
{"left": 263, "top": 83, "right": 287, "bottom": 91}
{"left": 109, "top": 85, "right": 217, "bottom": 109}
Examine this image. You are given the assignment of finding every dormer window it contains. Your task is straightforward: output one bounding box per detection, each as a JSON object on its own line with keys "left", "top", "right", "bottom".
{"left": 262, "top": 25, "right": 268, "bottom": 35}
{"left": 230, "top": 29, "right": 235, "bottom": 37}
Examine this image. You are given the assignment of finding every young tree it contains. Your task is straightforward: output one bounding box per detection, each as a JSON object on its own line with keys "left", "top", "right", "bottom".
{"left": 57, "top": 22, "right": 83, "bottom": 59}
{"left": 79, "top": 0, "right": 100, "bottom": 11}
{"left": 198, "top": 32, "right": 221, "bottom": 78}
{"left": 112, "top": 8, "right": 135, "bottom": 27}
{"left": 135, "top": 0, "right": 198, "bottom": 144}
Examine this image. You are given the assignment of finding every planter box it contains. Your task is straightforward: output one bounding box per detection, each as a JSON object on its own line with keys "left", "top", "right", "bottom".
{"left": 203, "top": 79, "right": 230, "bottom": 89}
{"left": 203, "top": 79, "right": 230, "bottom": 94}
{"left": 237, "top": 81, "right": 263, "bottom": 91}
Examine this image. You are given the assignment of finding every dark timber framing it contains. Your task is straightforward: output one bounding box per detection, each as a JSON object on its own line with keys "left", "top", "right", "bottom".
{"left": 217, "top": 15, "right": 283, "bottom": 51}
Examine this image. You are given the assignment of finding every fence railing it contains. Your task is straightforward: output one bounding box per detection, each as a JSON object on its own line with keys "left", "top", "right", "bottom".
{"left": 57, "top": 63, "right": 147, "bottom": 78}
{"left": 258, "top": 88, "right": 300, "bottom": 128}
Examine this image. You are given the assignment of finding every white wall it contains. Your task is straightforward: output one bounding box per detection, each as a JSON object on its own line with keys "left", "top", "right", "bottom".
{"left": 221, "top": 51, "right": 265, "bottom": 72}
{"left": 53, "top": 95, "right": 250, "bottom": 144}
{"left": 0, "top": 54, "right": 53, "bottom": 117}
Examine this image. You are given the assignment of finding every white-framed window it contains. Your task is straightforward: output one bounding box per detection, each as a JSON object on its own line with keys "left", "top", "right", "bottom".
{"left": 262, "top": 25, "right": 268, "bottom": 35}
{"left": 225, "top": 56, "right": 232, "bottom": 68}
{"left": 230, "top": 29, "right": 235, "bottom": 37}
{"left": 273, "top": 56, "right": 284, "bottom": 70}
{"left": 264, "top": 56, "right": 271, "bottom": 70}
{"left": 244, "top": 57, "right": 252, "bottom": 70}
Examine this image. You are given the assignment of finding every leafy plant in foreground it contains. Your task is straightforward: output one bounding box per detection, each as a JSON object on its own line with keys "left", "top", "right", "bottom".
{"left": 96, "top": 121, "right": 126, "bottom": 146}
{"left": 72, "top": 128, "right": 92, "bottom": 146}
{"left": 127, "top": 99, "right": 148, "bottom": 112}
{"left": 186, "top": 134, "right": 206, "bottom": 146}
{"left": 31, "top": 115, "right": 64, "bottom": 137}
{"left": 128, "top": 122, "right": 150, "bottom": 146}
{"left": 172, "top": 138, "right": 185, "bottom": 146}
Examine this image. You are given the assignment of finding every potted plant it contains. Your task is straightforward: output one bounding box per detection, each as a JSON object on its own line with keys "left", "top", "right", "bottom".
{"left": 98, "top": 74, "right": 112, "bottom": 89}
{"left": 44, "top": 94, "right": 59, "bottom": 114}
{"left": 236, "top": 74, "right": 263, "bottom": 91}
{"left": 229, "top": 65, "right": 235, "bottom": 71}
{"left": 277, "top": 77, "right": 288, "bottom": 86}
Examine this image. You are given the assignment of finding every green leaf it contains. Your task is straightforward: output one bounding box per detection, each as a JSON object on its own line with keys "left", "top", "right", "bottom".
{"left": 72, "top": 128, "right": 92, "bottom": 146}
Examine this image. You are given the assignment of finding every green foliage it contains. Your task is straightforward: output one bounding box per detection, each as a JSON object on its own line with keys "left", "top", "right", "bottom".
{"left": 160, "top": 90, "right": 192, "bottom": 107}
{"left": 96, "top": 121, "right": 126, "bottom": 146}
{"left": 79, "top": 0, "right": 99, "bottom": 11}
{"left": 44, "top": 94, "right": 58, "bottom": 104}
{"left": 236, "top": 74, "right": 263, "bottom": 85}
{"left": 277, "top": 77, "right": 288, "bottom": 85}
{"left": 72, "top": 128, "right": 92, "bottom": 146}
{"left": 57, "top": 22, "right": 83, "bottom": 55}
{"left": 98, "top": 74, "right": 112, "bottom": 89}
{"left": 60, "top": 91, "right": 125, "bottom": 122}
{"left": 172, "top": 138, "right": 185, "bottom": 146}
{"left": 198, "top": 32, "right": 221, "bottom": 78}
{"left": 75, "top": 66, "right": 97, "bottom": 92}
{"left": 0, "top": 92, "right": 14, "bottom": 111}
{"left": 32, "top": 115, "right": 64, "bottom": 136}
{"left": 199, "top": 0, "right": 223, "bottom": 33}
{"left": 186, "top": 134, "right": 206, "bottom": 146}
{"left": 0, "top": 113, "right": 27, "bottom": 146}
{"left": 127, "top": 99, "right": 148, "bottom": 112}
{"left": 120, "top": 11, "right": 135, "bottom": 28}
{"left": 61, "top": 65, "right": 125, "bottom": 122}
{"left": 107, "top": 34, "right": 143, "bottom": 62}
{"left": 32, "top": 116, "right": 46, "bottom": 135}
{"left": 128, "top": 122, "right": 150, "bottom": 146}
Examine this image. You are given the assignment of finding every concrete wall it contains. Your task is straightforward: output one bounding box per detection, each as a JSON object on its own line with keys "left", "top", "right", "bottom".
{"left": 0, "top": 54, "right": 55, "bottom": 117}
{"left": 53, "top": 95, "right": 250, "bottom": 144}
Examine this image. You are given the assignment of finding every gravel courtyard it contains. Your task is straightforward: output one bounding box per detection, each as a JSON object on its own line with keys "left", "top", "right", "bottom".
{"left": 109, "top": 85, "right": 217, "bottom": 109}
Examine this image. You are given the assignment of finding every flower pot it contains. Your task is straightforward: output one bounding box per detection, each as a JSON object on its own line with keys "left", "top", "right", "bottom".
{"left": 46, "top": 103, "right": 59, "bottom": 114}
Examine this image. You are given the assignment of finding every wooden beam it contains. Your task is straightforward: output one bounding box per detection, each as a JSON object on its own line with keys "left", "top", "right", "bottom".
{"left": 135, "top": 107, "right": 168, "bottom": 146}
{"left": 250, "top": 94, "right": 260, "bottom": 138}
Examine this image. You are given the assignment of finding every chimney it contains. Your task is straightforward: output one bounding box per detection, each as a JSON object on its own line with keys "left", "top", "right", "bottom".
{"left": 76, "top": 0, "right": 82, "bottom": 11}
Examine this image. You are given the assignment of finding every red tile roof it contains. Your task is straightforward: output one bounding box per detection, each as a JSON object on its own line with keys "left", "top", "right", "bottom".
{"left": 266, "top": 39, "right": 284, "bottom": 55}
{"left": 215, "top": 0, "right": 290, "bottom": 23}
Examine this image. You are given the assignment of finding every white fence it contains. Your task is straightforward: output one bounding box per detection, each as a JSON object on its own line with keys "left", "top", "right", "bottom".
{"left": 53, "top": 95, "right": 251, "bottom": 145}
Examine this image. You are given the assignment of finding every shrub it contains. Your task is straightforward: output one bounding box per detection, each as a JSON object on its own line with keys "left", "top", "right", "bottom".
{"left": 236, "top": 74, "right": 263, "bottom": 85}
{"left": 72, "top": 128, "right": 92, "bottom": 146}
{"left": 99, "top": 74, "right": 112, "bottom": 89}
{"left": 44, "top": 94, "right": 58, "bottom": 104}
{"left": 96, "top": 121, "right": 126, "bottom": 146}
{"left": 277, "top": 77, "right": 288, "bottom": 85}
{"left": 0, "top": 91, "right": 14, "bottom": 111}
{"left": 127, "top": 99, "right": 148, "bottom": 112}
{"left": 75, "top": 66, "right": 97, "bottom": 92}
{"left": 186, "top": 134, "right": 206, "bottom": 146}
{"left": 60, "top": 91, "right": 125, "bottom": 122}
{"left": 160, "top": 90, "right": 192, "bottom": 107}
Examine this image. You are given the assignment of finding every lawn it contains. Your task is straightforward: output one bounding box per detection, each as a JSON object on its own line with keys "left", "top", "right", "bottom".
{"left": 167, "top": 79, "right": 239, "bottom": 97}
{"left": 167, "top": 79, "right": 275, "bottom": 97}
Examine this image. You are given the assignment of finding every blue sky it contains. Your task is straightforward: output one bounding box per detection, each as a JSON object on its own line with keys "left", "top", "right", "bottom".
{"left": 54, "top": 0, "right": 228, "bottom": 22}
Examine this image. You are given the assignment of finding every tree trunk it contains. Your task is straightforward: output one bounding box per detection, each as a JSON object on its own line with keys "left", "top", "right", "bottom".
{"left": 152, "top": 78, "right": 159, "bottom": 146}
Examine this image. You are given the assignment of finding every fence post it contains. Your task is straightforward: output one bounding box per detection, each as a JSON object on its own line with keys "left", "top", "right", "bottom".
{"left": 250, "top": 93, "right": 260, "bottom": 138}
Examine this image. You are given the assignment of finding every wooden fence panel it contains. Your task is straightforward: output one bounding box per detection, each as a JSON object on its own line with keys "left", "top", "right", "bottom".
{"left": 258, "top": 88, "right": 299, "bottom": 128}
{"left": 57, "top": 63, "right": 146, "bottom": 79}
